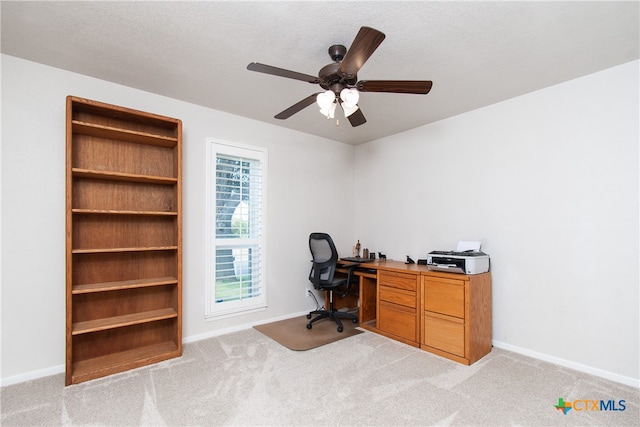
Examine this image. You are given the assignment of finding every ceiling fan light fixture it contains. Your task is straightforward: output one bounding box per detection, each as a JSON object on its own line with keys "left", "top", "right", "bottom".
{"left": 316, "top": 90, "right": 335, "bottom": 109}
{"left": 317, "top": 90, "right": 337, "bottom": 118}
{"left": 340, "top": 88, "right": 359, "bottom": 107}
{"left": 320, "top": 102, "right": 337, "bottom": 119}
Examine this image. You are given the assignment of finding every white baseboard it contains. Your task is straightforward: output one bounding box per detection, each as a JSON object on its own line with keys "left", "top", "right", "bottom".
{"left": 492, "top": 340, "right": 639, "bottom": 388}
{"left": 0, "top": 364, "right": 65, "bottom": 387}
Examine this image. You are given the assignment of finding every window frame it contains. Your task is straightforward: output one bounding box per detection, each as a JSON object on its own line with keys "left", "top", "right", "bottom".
{"left": 205, "top": 138, "right": 268, "bottom": 318}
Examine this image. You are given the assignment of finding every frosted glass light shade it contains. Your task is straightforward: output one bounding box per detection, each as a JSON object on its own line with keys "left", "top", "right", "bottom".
{"left": 340, "top": 88, "right": 359, "bottom": 107}
{"left": 316, "top": 90, "right": 335, "bottom": 109}
{"left": 320, "top": 102, "right": 337, "bottom": 118}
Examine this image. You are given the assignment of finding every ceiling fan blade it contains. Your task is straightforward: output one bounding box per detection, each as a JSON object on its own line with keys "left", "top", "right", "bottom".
{"left": 347, "top": 107, "right": 366, "bottom": 127}
{"left": 274, "top": 93, "right": 320, "bottom": 119}
{"left": 247, "top": 62, "right": 319, "bottom": 84}
{"left": 339, "top": 27, "right": 386, "bottom": 78}
{"left": 356, "top": 80, "right": 433, "bottom": 94}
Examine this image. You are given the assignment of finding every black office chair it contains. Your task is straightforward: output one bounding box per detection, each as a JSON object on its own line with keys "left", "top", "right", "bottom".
{"left": 306, "top": 232, "right": 359, "bottom": 332}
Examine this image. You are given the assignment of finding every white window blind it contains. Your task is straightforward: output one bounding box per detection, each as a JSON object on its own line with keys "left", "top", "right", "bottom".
{"left": 206, "top": 139, "right": 267, "bottom": 317}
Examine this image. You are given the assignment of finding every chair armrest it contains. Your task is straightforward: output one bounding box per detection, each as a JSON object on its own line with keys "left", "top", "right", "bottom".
{"left": 341, "top": 262, "right": 360, "bottom": 291}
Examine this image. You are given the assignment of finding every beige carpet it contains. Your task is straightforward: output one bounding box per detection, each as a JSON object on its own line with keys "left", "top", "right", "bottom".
{"left": 253, "top": 314, "right": 362, "bottom": 350}
{"left": 2, "top": 328, "right": 639, "bottom": 426}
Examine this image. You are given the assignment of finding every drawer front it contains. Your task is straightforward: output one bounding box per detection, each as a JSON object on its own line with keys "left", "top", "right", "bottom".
{"left": 379, "top": 271, "right": 417, "bottom": 291}
{"left": 379, "top": 285, "right": 416, "bottom": 309}
{"left": 378, "top": 301, "right": 417, "bottom": 342}
{"left": 424, "top": 312, "right": 464, "bottom": 357}
{"left": 424, "top": 278, "right": 465, "bottom": 319}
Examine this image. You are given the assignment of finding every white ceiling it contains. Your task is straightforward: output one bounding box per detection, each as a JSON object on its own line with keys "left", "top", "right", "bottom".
{"left": 2, "top": 1, "right": 638, "bottom": 145}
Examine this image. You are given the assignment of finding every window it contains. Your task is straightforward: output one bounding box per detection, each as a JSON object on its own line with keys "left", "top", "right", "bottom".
{"left": 206, "top": 139, "right": 267, "bottom": 317}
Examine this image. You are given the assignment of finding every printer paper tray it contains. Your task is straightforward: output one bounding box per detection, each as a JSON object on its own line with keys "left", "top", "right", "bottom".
{"left": 427, "top": 265, "right": 466, "bottom": 274}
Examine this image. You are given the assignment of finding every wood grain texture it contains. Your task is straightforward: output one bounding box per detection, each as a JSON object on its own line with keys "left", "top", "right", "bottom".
{"left": 66, "top": 96, "right": 182, "bottom": 385}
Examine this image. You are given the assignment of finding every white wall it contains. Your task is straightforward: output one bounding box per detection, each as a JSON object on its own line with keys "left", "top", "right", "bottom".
{"left": 354, "top": 61, "right": 639, "bottom": 385}
{"left": 2, "top": 54, "right": 638, "bottom": 387}
{"left": 0, "top": 55, "right": 354, "bottom": 383}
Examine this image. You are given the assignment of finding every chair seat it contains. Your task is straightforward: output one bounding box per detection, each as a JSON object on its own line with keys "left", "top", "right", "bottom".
{"left": 313, "top": 277, "right": 347, "bottom": 292}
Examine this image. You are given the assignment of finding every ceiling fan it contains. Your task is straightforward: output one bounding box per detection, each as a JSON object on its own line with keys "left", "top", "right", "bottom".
{"left": 247, "top": 26, "right": 433, "bottom": 127}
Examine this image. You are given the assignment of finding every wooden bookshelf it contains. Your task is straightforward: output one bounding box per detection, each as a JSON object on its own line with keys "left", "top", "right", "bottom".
{"left": 66, "top": 96, "right": 182, "bottom": 385}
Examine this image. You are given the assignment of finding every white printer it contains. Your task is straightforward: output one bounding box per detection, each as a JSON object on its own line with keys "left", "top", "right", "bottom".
{"left": 424, "top": 241, "right": 489, "bottom": 275}
{"left": 426, "top": 250, "right": 490, "bottom": 275}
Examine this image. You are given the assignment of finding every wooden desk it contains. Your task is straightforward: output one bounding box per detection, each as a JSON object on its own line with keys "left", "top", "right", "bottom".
{"left": 335, "top": 260, "right": 492, "bottom": 365}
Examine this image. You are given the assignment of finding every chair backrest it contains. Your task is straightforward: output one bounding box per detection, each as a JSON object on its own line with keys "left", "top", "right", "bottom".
{"left": 308, "top": 232, "right": 339, "bottom": 287}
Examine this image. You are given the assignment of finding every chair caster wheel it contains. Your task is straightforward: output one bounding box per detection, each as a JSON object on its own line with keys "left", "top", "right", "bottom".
{"left": 306, "top": 323, "right": 312, "bottom": 329}
{"left": 337, "top": 326, "right": 343, "bottom": 333}
{"left": 306, "top": 314, "right": 312, "bottom": 319}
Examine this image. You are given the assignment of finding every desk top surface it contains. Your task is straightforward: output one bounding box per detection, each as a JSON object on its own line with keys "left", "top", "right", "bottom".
{"left": 337, "top": 259, "right": 490, "bottom": 280}
{"left": 338, "top": 259, "right": 428, "bottom": 272}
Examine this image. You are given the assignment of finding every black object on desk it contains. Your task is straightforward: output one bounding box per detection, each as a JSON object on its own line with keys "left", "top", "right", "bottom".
{"left": 340, "top": 257, "right": 374, "bottom": 263}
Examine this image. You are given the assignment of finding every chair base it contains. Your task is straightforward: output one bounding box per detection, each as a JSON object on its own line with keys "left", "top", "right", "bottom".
{"left": 306, "top": 304, "right": 358, "bottom": 333}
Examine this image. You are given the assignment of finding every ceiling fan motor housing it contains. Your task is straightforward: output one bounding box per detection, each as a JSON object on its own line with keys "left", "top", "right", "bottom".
{"left": 319, "top": 45, "right": 357, "bottom": 92}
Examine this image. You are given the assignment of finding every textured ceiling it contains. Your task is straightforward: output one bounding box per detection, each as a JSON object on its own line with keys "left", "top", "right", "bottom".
{"left": 2, "top": 1, "right": 638, "bottom": 145}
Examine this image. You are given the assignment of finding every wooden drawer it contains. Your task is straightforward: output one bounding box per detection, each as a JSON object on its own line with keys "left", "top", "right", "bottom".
{"left": 424, "top": 277, "right": 465, "bottom": 319}
{"left": 379, "top": 285, "right": 416, "bottom": 309}
{"left": 379, "top": 271, "right": 417, "bottom": 291}
{"left": 424, "top": 312, "right": 464, "bottom": 357}
{"left": 378, "top": 301, "right": 417, "bottom": 342}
